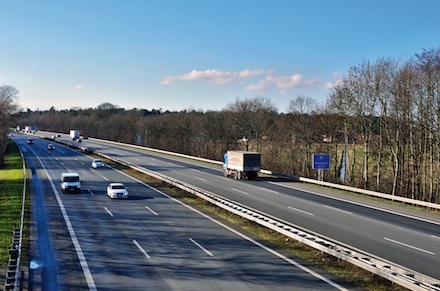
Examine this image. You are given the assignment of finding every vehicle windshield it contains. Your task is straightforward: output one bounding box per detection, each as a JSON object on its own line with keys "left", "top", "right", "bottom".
{"left": 64, "top": 177, "right": 79, "bottom": 182}
{"left": 112, "top": 185, "right": 125, "bottom": 189}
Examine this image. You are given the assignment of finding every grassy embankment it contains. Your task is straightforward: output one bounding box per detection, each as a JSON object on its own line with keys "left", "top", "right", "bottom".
{"left": 0, "top": 140, "right": 30, "bottom": 279}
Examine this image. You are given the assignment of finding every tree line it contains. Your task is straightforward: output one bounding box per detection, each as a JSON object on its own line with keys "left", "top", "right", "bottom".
{"left": 2, "top": 47, "right": 440, "bottom": 203}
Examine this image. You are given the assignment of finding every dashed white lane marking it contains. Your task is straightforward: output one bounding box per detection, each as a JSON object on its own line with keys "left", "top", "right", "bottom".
{"left": 104, "top": 207, "right": 114, "bottom": 217}
{"left": 384, "top": 237, "right": 435, "bottom": 255}
{"left": 145, "top": 206, "right": 158, "bottom": 216}
{"left": 133, "top": 239, "right": 150, "bottom": 258}
{"left": 232, "top": 188, "right": 248, "bottom": 195}
{"left": 288, "top": 206, "right": 314, "bottom": 216}
{"left": 323, "top": 205, "right": 352, "bottom": 215}
{"left": 189, "top": 238, "right": 213, "bottom": 257}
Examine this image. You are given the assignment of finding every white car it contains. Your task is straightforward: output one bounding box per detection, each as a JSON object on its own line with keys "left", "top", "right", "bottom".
{"left": 107, "top": 183, "right": 128, "bottom": 199}
{"left": 47, "top": 144, "right": 55, "bottom": 150}
{"left": 91, "top": 159, "right": 105, "bottom": 168}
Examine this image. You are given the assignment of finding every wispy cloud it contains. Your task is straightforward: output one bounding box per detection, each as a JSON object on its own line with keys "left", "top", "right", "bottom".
{"left": 160, "top": 69, "right": 271, "bottom": 86}
{"left": 160, "top": 69, "right": 319, "bottom": 94}
{"left": 75, "top": 84, "right": 83, "bottom": 90}
{"left": 325, "top": 71, "right": 344, "bottom": 89}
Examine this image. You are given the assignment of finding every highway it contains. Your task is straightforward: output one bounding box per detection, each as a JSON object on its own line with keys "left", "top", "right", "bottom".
{"left": 48, "top": 132, "right": 440, "bottom": 281}
{"left": 13, "top": 134, "right": 354, "bottom": 290}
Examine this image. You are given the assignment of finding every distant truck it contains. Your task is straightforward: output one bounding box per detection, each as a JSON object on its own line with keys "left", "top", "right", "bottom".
{"left": 70, "top": 129, "right": 80, "bottom": 140}
{"left": 223, "top": 150, "right": 261, "bottom": 180}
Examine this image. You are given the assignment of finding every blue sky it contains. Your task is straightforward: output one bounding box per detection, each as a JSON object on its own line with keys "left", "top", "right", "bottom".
{"left": 1, "top": 0, "right": 439, "bottom": 113}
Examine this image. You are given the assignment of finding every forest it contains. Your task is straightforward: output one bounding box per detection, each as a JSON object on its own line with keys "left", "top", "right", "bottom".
{"left": 2, "top": 47, "right": 440, "bottom": 204}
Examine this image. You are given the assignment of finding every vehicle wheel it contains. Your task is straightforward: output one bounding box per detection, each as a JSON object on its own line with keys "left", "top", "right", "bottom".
{"left": 223, "top": 169, "right": 228, "bottom": 177}
{"left": 233, "top": 171, "right": 238, "bottom": 180}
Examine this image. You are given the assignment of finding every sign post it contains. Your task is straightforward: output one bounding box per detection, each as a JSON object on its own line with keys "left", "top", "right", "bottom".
{"left": 312, "top": 154, "right": 330, "bottom": 181}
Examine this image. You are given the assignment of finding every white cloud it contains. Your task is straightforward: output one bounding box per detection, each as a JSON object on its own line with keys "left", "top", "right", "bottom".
{"left": 246, "top": 74, "right": 319, "bottom": 91}
{"left": 75, "top": 84, "right": 83, "bottom": 90}
{"left": 160, "top": 68, "right": 320, "bottom": 95}
{"left": 239, "top": 69, "right": 271, "bottom": 78}
{"left": 160, "top": 69, "right": 271, "bottom": 86}
{"left": 159, "top": 76, "right": 175, "bottom": 85}
{"left": 325, "top": 79, "right": 344, "bottom": 89}
{"left": 325, "top": 71, "right": 345, "bottom": 89}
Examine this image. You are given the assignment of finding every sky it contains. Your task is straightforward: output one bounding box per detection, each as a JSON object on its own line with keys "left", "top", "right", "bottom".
{"left": 1, "top": 0, "right": 439, "bottom": 113}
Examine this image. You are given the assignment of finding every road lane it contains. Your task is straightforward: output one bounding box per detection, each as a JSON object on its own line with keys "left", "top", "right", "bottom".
{"left": 14, "top": 135, "right": 352, "bottom": 290}
{"left": 68, "top": 135, "right": 440, "bottom": 280}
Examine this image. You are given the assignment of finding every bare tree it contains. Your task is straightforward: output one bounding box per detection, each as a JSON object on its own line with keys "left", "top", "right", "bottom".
{"left": 287, "top": 95, "right": 320, "bottom": 178}
{"left": 0, "top": 85, "right": 19, "bottom": 165}
{"left": 223, "top": 96, "right": 278, "bottom": 152}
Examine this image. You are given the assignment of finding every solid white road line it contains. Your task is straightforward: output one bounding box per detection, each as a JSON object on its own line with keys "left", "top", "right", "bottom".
{"left": 34, "top": 155, "right": 97, "bottom": 290}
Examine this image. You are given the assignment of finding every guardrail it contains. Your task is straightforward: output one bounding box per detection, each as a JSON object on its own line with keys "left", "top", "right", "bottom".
{"left": 84, "top": 136, "right": 440, "bottom": 211}
{"left": 94, "top": 151, "right": 440, "bottom": 291}
{"left": 35, "top": 130, "right": 440, "bottom": 210}
{"left": 3, "top": 145, "right": 27, "bottom": 291}
{"left": 31, "top": 131, "right": 440, "bottom": 289}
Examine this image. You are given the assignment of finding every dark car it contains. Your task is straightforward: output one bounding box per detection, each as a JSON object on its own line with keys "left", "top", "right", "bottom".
{"left": 27, "top": 139, "right": 34, "bottom": 144}
{"left": 47, "top": 144, "right": 55, "bottom": 150}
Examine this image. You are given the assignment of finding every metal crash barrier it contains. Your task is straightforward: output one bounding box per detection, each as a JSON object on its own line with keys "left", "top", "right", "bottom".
{"left": 3, "top": 228, "right": 22, "bottom": 290}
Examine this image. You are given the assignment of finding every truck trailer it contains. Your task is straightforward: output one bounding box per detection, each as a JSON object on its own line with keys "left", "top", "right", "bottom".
{"left": 70, "top": 129, "right": 80, "bottom": 140}
{"left": 223, "top": 150, "right": 261, "bottom": 180}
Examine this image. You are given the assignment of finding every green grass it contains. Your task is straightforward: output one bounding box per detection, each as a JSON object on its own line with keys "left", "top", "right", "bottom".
{"left": 0, "top": 140, "right": 30, "bottom": 279}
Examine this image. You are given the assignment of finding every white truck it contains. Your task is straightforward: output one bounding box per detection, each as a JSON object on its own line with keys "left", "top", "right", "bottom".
{"left": 60, "top": 172, "right": 81, "bottom": 193}
{"left": 223, "top": 150, "right": 261, "bottom": 180}
{"left": 70, "top": 129, "right": 80, "bottom": 140}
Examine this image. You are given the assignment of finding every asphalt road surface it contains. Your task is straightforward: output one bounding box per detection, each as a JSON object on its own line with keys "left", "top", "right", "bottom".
{"left": 69, "top": 134, "right": 440, "bottom": 280}
{"left": 13, "top": 135, "right": 355, "bottom": 290}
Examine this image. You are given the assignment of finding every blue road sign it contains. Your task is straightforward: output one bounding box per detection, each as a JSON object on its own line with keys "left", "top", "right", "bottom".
{"left": 313, "top": 154, "right": 330, "bottom": 169}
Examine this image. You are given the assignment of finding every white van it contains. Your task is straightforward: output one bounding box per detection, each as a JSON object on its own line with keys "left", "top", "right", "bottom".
{"left": 60, "top": 173, "right": 81, "bottom": 193}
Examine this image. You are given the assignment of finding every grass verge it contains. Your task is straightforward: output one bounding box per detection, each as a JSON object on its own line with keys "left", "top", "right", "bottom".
{"left": 0, "top": 140, "right": 30, "bottom": 279}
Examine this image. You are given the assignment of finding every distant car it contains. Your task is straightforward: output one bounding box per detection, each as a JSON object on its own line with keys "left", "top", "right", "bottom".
{"left": 27, "top": 139, "right": 34, "bottom": 144}
{"left": 47, "top": 144, "right": 55, "bottom": 150}
{"left": 107, "top": 183, "right": 128, "bottom": 199}
{"left": 51, "top": 135, "right": 56, "bottom": 140}
{"left": 80, "top": 146, "right": 91, "bottom": 153}
{"left": 91, "top": 159, "right": 104, "bottom": 168}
